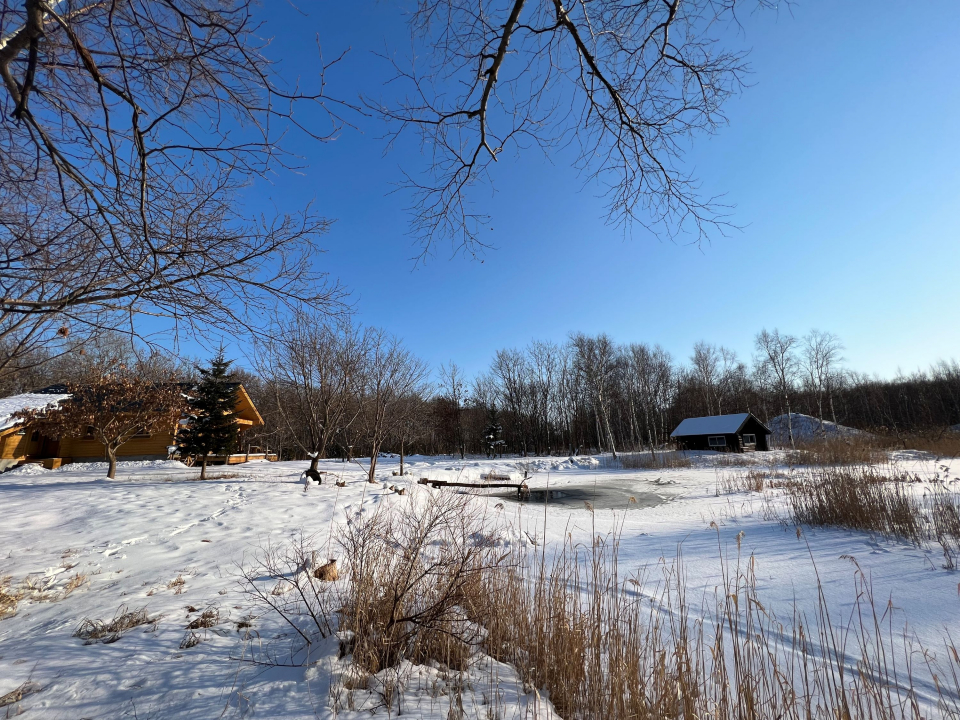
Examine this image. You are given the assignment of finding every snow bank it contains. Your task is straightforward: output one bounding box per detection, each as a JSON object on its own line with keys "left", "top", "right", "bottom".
{"left": 0, "top": 392, "right": 70, "bottom": 431}
{"left": 52, "top": 459, "right": 189, "bottom": 472}
{"left": 768, "top": 413, "right": 865, "bottom": 444}
{"left": 2, "top": 462, "right": 49, "bottom": 476}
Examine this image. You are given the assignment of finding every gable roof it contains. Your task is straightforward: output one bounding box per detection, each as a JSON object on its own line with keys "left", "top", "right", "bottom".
{"left": 0, "top": 392, "right": 71, "bottom": 432}
{"left": 670, "top": 413, "right": 770, "bottom": 437}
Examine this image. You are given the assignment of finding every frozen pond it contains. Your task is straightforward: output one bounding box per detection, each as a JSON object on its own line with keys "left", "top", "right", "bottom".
{"left": 494, "top": 484, "right": 665, "bottom": 510}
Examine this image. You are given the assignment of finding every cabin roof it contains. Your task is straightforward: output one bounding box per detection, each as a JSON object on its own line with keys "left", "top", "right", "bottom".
{"left": 0, "top": 392, "right": 71, "bottom": 432}
{"left": 2, "top": 382, "right": 263, "bottom": 430}
{"left": 670, "top": 413, "right": 769, "bottom": 437}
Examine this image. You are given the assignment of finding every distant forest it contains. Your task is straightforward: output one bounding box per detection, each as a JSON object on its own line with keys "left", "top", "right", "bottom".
{"left": 5, "top": 325, "right": 957, "bottom": 461}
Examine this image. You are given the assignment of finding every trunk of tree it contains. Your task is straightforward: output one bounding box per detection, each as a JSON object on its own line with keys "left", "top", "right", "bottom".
{"left": 785, "top": 396, "right": 796, "bottom": 450}
{"left": 817, "top": 391, "right": 825, "bottom": 433}
{"left": 107, "top": 446, "right": 118, "bottom": 479}
{"left": 400, "top": 438, "right": 405, "bottom": 476}
{"left": 643, "top": 401, "right": 657, "bottom": 460}
{"left": 368, "top": 450, "right": 378, "bottom": 482}
{"left": 309, "top": 454, "right": 320, "bottom": 474}
{"left": 201, "top": 456, "right": 208, "bottom": 480}
{"left": 600, "top": 403, "right": 617, "bottom": 459}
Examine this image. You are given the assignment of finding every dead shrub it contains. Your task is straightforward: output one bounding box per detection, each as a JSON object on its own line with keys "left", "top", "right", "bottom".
{"left": 336, "top": 492, "right": 496, "bottom": 674}
{"left": 240, "top": 532, "right": 336, "bottom": 650}
{"left": 179, "top": 631, "right": 203, "bottom": 649}
{"left": 0, "top": 681, "right": 42, "bottom": 710}
{"left": 0, "top": 577, "right": 24, "bottom": 620}
{"left": 929, "top": 486, "right": 960, "bottom": 569}
{"left": 186, "top": 608, "right": 220, "bottom": 630}
{"left": 902, "top": 432, "right": 960, "bottom": 457}
{"left": 74, "top": 605, "right": 157, "bottom": 644}
{"left": 167, "top": 575, "right": 186, "bottom": 594}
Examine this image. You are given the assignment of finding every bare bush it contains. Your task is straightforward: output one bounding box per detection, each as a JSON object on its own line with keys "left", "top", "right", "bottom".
{"left": 337, "top": 492, "right": 497, "bottom": 673}
{"left": 240, "top": 533, "right": 335, "bottom": 653}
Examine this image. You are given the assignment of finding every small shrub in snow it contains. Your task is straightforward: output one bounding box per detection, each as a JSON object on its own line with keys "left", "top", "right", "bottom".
{"left": 74, "top": 605, "right": 157, "bottom": 644}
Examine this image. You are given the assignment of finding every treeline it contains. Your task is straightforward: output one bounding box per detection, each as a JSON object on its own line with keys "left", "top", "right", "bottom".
{"left": 239, "top": 324, "right": 960, "bottom": 460}
{"left": 5, "top": 324, "right": 959, "bottom": 462}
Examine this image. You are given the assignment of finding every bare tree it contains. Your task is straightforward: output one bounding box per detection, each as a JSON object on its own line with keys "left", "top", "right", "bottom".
{"left": 378, "top": 0, "right": 774, "bottom": 255}
{"left": 801, "top": 330, "right": 844, "bottom": 432}
{"left": 0, "top": 0, "right": 348, "bottom": 377}
{"left": 438, "top": 362, "right": 467, "bottom": 459}
{"left": 691, "top": 341, "right": 721, "bottom": 415}
{"left": 570, "top": 332, "right": 620, "bottom": 458}
{"left": 755, "top": 328, "right": 799, "bottom": 448}
{"left": 254, "top": 313, "right": 367, "bottom": 480}
{"left": 358, "top": 331, "right": 430, "bottom": 483}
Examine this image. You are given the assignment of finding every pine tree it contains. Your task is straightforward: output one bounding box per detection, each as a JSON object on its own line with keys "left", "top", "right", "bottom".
{"left": 179, "top": 350, "right": 239, "bottom": 479}
{"left": 483, "top": 407, "right": 504, "bottom": 458}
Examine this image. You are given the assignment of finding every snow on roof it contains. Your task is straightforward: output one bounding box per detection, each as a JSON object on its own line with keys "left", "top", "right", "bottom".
{"left": 0, "top": 392, "right": 70, "bottom": 432}
{"left": 670, "top": 413, "right": 752, "bottom": 437}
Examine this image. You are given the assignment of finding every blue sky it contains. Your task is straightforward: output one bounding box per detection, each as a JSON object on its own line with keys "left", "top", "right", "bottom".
{"left": 210, "top": 1, "right": 960, "bottom": 380}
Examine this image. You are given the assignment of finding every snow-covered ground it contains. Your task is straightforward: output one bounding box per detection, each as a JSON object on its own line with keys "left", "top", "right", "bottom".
{"left": 1, "top": 451, "right": 958, "bottom": 717}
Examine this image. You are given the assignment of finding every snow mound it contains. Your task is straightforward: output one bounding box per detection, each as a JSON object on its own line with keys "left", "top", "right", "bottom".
{"left": 0, "top": 392, "right": 70, "bottom": 431}
{"left": 52, "top": 459, "right": 189, "bottom": 472}
{"left": 3, "top": 462, "right": 49, "bottom": 476}
{"left": 520, "top": 456, "right": 601, "bottom": 473}
{"left": 768, "top": 413, "right": 865, "bottom": 444}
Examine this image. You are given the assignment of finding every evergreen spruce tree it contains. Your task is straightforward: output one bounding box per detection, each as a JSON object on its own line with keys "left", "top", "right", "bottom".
{"left": 483, "top": 407, "right": 504, "bottom": 458}
{"left": 180, "top": 350, "right": 239, "bottom": 479}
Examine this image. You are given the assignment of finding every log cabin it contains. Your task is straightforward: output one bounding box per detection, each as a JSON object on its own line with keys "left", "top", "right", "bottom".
{"left": 0, "top": 383, "right": 269, "bottom": 471}
{"left": 670, "top": 412, "right": 771, "bottom": 452}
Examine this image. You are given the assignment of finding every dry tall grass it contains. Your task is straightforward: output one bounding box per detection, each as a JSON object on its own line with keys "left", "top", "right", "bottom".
{"left": 476, "top": 532, "right": 960, "bottom": 719}
{"left": 74, "top": 605, "right": 157, "bottom": 644}
{"left": 783, "top": 437, "right": 887, "bottom": 466}
{"left": 619, "top": 451, "right": 692, "bottom": 470}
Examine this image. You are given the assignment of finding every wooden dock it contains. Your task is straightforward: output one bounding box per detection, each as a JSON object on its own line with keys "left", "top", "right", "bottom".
{"left": 419, "top": 478, "right": 530, "bottom": 499}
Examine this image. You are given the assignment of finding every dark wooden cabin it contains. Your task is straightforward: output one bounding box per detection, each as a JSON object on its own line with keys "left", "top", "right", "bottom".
{"left": 670, "top": 413, "right": 771, "bottom": 452}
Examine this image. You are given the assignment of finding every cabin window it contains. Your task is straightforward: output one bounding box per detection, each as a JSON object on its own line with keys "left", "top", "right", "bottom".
{"left": 133, "top": 427, "right": 151, "bottom": 438}
{"left": 742, "top": 433, "right": 756, "bottom": 445}
{"left": 708, "top": 436, "right": 726, "bottom": 447}
{"left": 30, "top": 430, "right": 39, "bottom": 441}
{"left": 85, "top": 426, "right": 95, "bottom": 437}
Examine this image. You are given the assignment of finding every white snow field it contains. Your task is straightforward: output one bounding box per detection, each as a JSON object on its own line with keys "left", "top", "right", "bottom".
{"left": 1, "top": 451, "right": 958, "bottom": 718}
